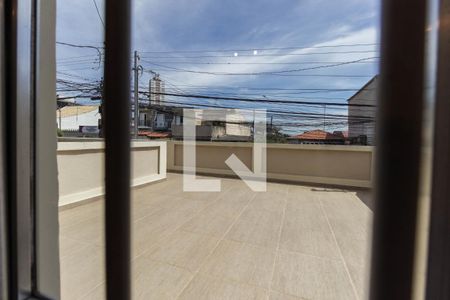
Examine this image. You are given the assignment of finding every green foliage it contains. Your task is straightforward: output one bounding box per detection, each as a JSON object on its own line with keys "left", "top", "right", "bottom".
{"left": 266, "top": 125, "right": 289, "bottom": 143}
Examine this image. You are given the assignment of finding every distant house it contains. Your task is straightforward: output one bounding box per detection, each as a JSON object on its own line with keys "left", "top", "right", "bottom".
{"left": 56, "top": 105, "right": 100, "bottom": 131}
{"left": 171, "top": 109, "right": 253, "bottom": 141}
{"left": 138, "top": 130, "right": 171, "bottom": 139}
{"left": 288, "top": 130, "right": 345, "bottom": 145}
{"left": 139, "top": 106, "right": 174, "bottom": 131}
{"left": 332, "top": 130, "right": 349, "bottom": 140}
{"left": 138, "top": 106, "right": 253, "bottom": 141}
{"left": 347, "top": 76, "right": 378, "bottom": 145}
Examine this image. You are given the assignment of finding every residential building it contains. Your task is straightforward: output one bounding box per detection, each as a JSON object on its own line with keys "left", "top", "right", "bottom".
{"left": 347, "top": 75, "right": 378, "bottom": 145}
{"left": 56, "top": 105, "right": 101, "bottom": 131}
{"left": 139, "top": 106, "right": 174, "bottom": 131}
{"left": 137, "top": 130, "right": 171, "bottom": 139}
{"left": 171, "top": 109, "right": 253, "bottom": 141}
{"left": 288, "top": 129, "right": 346, "bottom": 144}
{"left": 149, "top": 74, "right": 165, "bottom": 105}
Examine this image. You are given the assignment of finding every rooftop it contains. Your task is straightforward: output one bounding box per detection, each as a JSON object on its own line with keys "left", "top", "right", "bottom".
{"left": 138, "top": 131, "right": 172, "bottom": 138}
{"left": 56, "top": 105, "right": 99, "bottom": 118}
{"left": 289, "top": 129, "right": 346, "bottom": 141}
{"left": 59, "top": 173, "right": 372, "bottom": 300}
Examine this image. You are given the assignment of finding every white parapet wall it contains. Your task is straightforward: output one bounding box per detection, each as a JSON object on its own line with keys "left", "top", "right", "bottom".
{"left": 57, "top": 140, "right": 167, "bottom": 207}
{"left": 167, "top": 141, "right": 374, "bottom": 188}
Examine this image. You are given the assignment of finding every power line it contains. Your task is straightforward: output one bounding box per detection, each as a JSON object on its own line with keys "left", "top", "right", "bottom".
{"left": 146, "top": 91, "right": 376, "bottom": 107}
{"left": 57, "top": 59, "right": 104, "bottom": 67}
{"left": 58, "top": 66, "right": 103, "bottom": 71}
{"left": 56, "top": 42, "right": 103, "bottom": 66}
{"left": 137, "top": 60, "right": 378, "bottom": 65}
{"left": 142, "top": 98, "right": 374, "bottom": 122}
{"left": 139, "top": 43, "right": 378, "bottom": 54}
{"left": 141, "top": 57, "right": 377, "bottom": 76}
{"left": 140, "top": 50, "right": 377, "bottom": 59}
{"left": 56, "top": 41, "right": 103, "bottom": 52}
{"left": 57, "top": 54, "right": 100, "bottom": 62}
{"left": 155, "top": 84, "right": 372, "bottom": 91}
{"left": 147, "top": 69, "right": 373, "bottom": 78}
{"left": 161, "top": 87, "right": 378, "bottom": 102}
{"left": 91, "top": 0, "right": 105, "bottom": 28}
{"left": 57, "top": 71, "right": 99, "bottom": 81}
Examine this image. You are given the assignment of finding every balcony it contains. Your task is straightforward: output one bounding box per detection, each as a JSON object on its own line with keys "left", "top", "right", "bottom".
{"left": 57, "top": 140, "right": 373, "bottom": 299}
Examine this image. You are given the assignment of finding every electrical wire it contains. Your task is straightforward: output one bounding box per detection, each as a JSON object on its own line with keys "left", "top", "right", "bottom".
{"left": 143, "top": 57, "right": 373, "bottom": 75}
{"left": 145, "top": 91, "right": 376, "bottom": 107}
{"left": 91, "top": 0, "right": 105, "bottom": 28}
{"left": 139, "top": 43, "right": 378, "bottom": 54}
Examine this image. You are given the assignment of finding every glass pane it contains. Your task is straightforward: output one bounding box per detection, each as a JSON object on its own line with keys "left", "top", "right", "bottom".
{"left": 55, "top": 0, "right": 382, "bottom": 299}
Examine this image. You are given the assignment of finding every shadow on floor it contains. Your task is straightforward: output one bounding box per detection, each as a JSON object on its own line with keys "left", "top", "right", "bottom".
{"left": 355, "top": 190, "right": 374, "bottom": 210}
{"left": 310, "top": 187, "right": 374, "bottom": 211}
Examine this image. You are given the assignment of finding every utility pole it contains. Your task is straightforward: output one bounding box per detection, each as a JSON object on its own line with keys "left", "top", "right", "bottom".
{"left": 133, "top": 50, "right": 140, "bottom": 138}
{"left": 58, "top": 108, "right": 62, "bottom": 130}
{"left": 90, "top": 80, "right": 104, "bottom": 137}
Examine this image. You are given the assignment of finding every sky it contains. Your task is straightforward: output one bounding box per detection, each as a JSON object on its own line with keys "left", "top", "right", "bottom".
{"left": 56, "top": 0, "right": 381, "bottom": 133}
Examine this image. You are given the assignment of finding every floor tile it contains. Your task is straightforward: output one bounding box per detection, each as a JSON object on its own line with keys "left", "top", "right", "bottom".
{"left": 60, "top": 215, "right": 104, "bottom": 246}
{"left": 279, "top": 206, "right": 340, "bottom": 259}
{"left": 179, "top": 274, "right": 269, "bottom": 300}
{"left": 82, "top": 283, "right": 105, "bottom": 300}
{"left": 59, "top": 173, "right": 372, "bottom": 299}
{"left": 132, "top": 208, "right": 192, "bottom": 258}
{"left": 60, "top": 244, "right": 104, "bottom": 300}
{"left": 225, "top": 208, "right": 283, "bottom": 249}
{"left": 199, "top": 240, "right": 276, "bottom": 288}
{"left": 180, "top": 211, "right": 235, "bottom": 238}
{"left": 246, "top": 192, "right": 287, "bottom": 214}
{"left": 59, "top": 236, "right": 92, "bottom": 260}
{"left": 144, "top": 230, "right": 220, "bottom": 272}
{"left": 269, "top": 290, "right": 307, "bottom": 300}
{"left": 271, "top": 250, "right": 356, "bottom": 300}
{"left": 201, "top": 198, "right": 251, "bottom": 219}
{"left": 132, "top": 257, "right": 193, "bottom": 300}
{"left": 319, "top": 192, "right": 372, "bottom": 267}
{"left": 347, "top": 262, "right": 369, "bottom": 300}
{"left": 59, "top": 199, "right": 103, "bottom": 230}
{"left": 285, "top": 188, "right": 321, "bottom": 212}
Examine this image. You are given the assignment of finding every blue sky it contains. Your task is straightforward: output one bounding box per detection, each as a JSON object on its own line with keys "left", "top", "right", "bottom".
{"left": 56, "top": 0, "right": 381, "bottom": 133}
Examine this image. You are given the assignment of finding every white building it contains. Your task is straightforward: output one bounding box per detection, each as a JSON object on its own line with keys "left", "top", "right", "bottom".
{"left": 348, "top": 76, "right": 378, "bottom": 145}
{"left": 56, "top": 105, "right": 100, "bottom": 131}
{"left": 149, "top": 75, "right": 165, "bottom": 105}
{"left": 171, "top": 109, "right": 252, "bottom": 141}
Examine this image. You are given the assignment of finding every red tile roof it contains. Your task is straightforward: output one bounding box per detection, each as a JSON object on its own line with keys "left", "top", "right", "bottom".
{"left": 138, "top": 131, "right": 171, "bottom": 138}
{"left": 289, "top": 129, "right": 345, "bottom": 140}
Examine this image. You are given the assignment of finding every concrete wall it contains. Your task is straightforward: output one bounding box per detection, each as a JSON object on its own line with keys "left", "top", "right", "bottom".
{"left": 57, "top": 141, "right": 166, "bottom": 207}
{"left": 167, "top": 141, "right": 373, "bottom": 188}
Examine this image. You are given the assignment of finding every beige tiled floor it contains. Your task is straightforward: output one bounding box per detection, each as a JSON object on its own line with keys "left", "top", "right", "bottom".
{"left": 59, "top": 173, "right": 372, "bottom": 300}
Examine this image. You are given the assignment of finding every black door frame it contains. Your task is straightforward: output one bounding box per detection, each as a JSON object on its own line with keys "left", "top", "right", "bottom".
{"left": 4, "top": 0, "right": 36, "bottom": 298}
{"left": 2, "top": 0, "right": 60, "bottom": 299}
{"left": 425, "top": 0, "right": 450, "bottom": 299}
{"left": 369, "top": 0, "right": 428, "bottom": 299}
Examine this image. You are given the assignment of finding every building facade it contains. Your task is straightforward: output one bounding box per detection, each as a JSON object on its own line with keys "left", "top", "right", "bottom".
{"left": 149, "top": 75, "right": 165, "bottom": 105}
{"left": 56, "top": 105, "right": 100, "bottom": 131}
{"left": 347, "top": 76, "right": 378, "bottom": 145}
